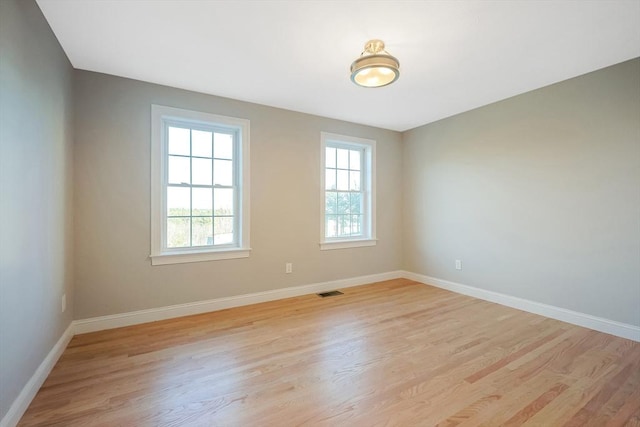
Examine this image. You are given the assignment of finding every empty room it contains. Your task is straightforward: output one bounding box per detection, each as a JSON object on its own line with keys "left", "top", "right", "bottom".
{"left": 1, "top": 0, "right": 639, "bottom": 426}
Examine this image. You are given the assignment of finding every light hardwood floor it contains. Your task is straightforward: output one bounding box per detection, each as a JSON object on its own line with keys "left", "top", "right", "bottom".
{"left": 19, "top": 279, "right": 640, "bottom": 426}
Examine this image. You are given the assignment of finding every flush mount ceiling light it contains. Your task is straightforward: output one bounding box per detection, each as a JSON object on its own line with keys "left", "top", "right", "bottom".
{"left": 350, "top": 39, "right": 400, "bottom": 88}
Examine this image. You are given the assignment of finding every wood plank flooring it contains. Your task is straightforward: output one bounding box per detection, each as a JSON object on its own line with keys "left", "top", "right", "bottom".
{"left": 19, "top": 279, "right": 640, "bottom": 426}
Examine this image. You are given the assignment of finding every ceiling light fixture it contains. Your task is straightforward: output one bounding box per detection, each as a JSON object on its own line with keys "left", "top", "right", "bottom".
{"left": 350, "top": 39, "right": 400, "bottom": 88}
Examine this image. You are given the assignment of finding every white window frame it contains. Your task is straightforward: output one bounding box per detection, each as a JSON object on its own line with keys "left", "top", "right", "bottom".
{"left": 150, "top": 105, "right": 250, "bottom": 265}
{"left": 320, "top": 132, "right": 376, "bottom": 250}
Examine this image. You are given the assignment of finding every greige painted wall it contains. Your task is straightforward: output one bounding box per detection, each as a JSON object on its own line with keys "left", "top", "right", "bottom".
{"left": 73, "top": 71, "right": 403, "bottom": 319}
{"left": 0, "top": 0, "right": 74, "bottom": 420}
{"left": 403, "top": 59, "right": 640, "bottom": 326}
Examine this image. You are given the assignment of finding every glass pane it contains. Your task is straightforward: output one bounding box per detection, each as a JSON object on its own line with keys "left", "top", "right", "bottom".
{"left": 337, "top": 192, "right": 350, "bottom": 214}
{"left": 337, "top": 148, "right": 349, "bottom": 169}
{"left": 351, "top": 215, "right": 362, "bottom": 236}
{"left": 338, "top": 215, "right": 350, "bottom": 237}
{"left": 168, "top": 155, "right": 190, "bottom": 184}
{"left": 325, "top": 169, "right": 336, "bottom": 190}
{"left": 337, "top": 170, "right": 349, "bottom": 191}
{"left": 167, "top": 217, "right": 190, "bottom": 248}
{"left": 167, "top": 186, "right": 190, "bottom": 217}
{"left": 350, "top": 150, "right": 361, "bottom": 170}
{"left": 349, "top": 171, "right": 361, "bottom": 191}
{"left": 214, "top": 159, "right": 233, "bottom": 186}
{"left": 326, "top": 147, "right": 336, "bottom": 168}
{"left": 192, "top": 217, "right": 213, "bottom": 246}
{"left": 325, "top": 191, "right": 337, "bottom": 214}
{"left": 214, "top": 133, "right": 233, "bottom": 159}
{"left": 214, "top": 217, "right": 234, "bottom": 245}
{"left": 350, "top": 192, "right": 361, "bottom": 214}
{"left": 168, "top": 127, "right": 190, "bottom": 156}
{"left": 325, "top": 215, "right": 337, "bottom": 238}
{"left": 192, "top": 187, "right": 212, "bottom": 216}
{"left": 192, "top": 158, "right": 212, "bottom": 186}
{"left": 214, "top": 188, "right": 234, "bottom": 215}
{"left": 192, "top": 130, "right": 212, "bottom": 158}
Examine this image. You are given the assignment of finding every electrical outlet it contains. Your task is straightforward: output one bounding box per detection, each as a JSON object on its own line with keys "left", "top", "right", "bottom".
{"left": 455, "top": 260, "right": 462, "bottom": 270}
{"left": 61, "top": 294, "right": 66, "bottom": 313}
{"left": 285, "top": 263, "right": 293, "bottom": 274}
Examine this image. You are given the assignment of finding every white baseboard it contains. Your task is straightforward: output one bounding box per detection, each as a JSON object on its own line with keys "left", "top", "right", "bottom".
{"left": 3, "top": 269, "right": 638, "bottom": 427}
{"left": 1, "top": 271, "right": 402, "bottom": 426}
{"left": 402, "top": 271, "right": 640, "bottom": 342}
{"left": 74, "top": 271, "right": 404, "bottom": 334}
{"left": 0, "top": 322, "right": 74, "bottom": 427}
{"left": 71, "top": 270, "right": 640, "bottom": 341}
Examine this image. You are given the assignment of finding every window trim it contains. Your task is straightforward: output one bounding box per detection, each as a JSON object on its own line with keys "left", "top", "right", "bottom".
{"left": 320, "top": 132, "right": 376, "bottom": 250}
{"left": 150, "top": 105, "right": 250, "bottom": 265}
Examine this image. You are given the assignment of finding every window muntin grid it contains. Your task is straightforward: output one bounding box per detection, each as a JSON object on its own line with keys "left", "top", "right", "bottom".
{"left": 164, "top": 122, "right": 238, "bottom": 250}
{"left": 324, "top": 145, "right": 365, "bottom": 239}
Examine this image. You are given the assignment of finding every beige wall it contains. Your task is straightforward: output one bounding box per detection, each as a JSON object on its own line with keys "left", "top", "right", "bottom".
{"left": 73, "top": 71, "right": 403, "bottom": 319}
{"left": 403, "top": 59, "right": 640, "bottom": 326}
{"left": 0, "top": 0, "right": 75, "bottom": 420}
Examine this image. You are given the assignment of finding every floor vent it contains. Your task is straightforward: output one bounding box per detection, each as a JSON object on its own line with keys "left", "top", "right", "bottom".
{"left": 317, "top": 290, "right": 344, "bottom": 298}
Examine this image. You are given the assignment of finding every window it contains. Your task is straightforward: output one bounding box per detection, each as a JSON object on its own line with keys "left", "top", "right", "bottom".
{"left": 320, "top": 132, "right": 376, "bottom": 250}
{"left": 151, "top": 105, "right": 250, "bottom": 265}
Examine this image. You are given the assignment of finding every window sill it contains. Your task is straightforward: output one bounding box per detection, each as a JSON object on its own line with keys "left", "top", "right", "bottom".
{"left": 150, "top": 248, "right": 251, "bottom": 265}
{"left": 319, "top": 239, "right": 377, "bottom": 251}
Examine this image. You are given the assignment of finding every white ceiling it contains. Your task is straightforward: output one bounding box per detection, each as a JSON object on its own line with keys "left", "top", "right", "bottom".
{"left": 37, "top": 0, "right": 640, "bottom": 132}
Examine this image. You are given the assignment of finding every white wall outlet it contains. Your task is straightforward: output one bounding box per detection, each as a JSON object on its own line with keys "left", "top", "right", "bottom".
{"left": 61, "top": 294, "right": 67, "bottom": 313}
{"left": 455, "top": 260, "right": 462, "bottom": 270}
{"left": 285, "top": 263, "right": 293, "bottom": 274}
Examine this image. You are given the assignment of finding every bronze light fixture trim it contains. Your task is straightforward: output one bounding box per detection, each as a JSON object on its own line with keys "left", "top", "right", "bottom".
{"left": 350, "top": 39, "right": 400, "bottom": 88}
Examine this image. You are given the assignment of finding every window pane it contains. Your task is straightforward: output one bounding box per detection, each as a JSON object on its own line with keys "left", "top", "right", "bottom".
{"left": 326, "top": 147, "right": 336, "bottom": 168}
{"left": 214, "top": 159, "right": 233, "bottom": 186}
{"left": 214, "top": 188, "right": 234, "bottom": 215}
{"left": 214, "top": 133, "right": 233, "bottom": 159}
{"left": 192, "top": 217, "right": 213, "bottom": 246}
{"left": 351, "top": 215, "right": 362, "bottom": 236}
{"left": 337, "top": 192, "right": 350, "bottom": 214}
{"left": 350, "top": 150, "right": 361, "bottom": 170}
{"left": 338, "top": 215, "right": 350, "bottom": 237}
{"left": 349, "top": 171, "right": 361, "bottom": 191}
{"left": 325, "top": 169, "right": 336, "bottom": 190}
{"left": 337, "top": 170, "right": 349, "bottom": 191}
{"left": 192, "top": 158, "right": 212, "bottom": 186}
{"left": 168, "top": 127, "right": 190, "bottom": 155}
{"left": 325, "top": 191, "right": 337, "bottom": 214}
{"left": 325, "top": 215, "right": 337, "bottom": 238}
{"left": 192, "top": 187, "right": 212, "bottom": 216}
{"left": 168, "top": 155, "right": 190, "bottom": 184}
{"left": 192, "top": 130, "right": 212, "bottom": 158}
{"left": 167, "top": 186, "right": 190, "bottom": 216}
{"left": 350, "top": 193, "right": 361, "bottom": 214}
{"left": 167, "top": 217, "right": 190, "bottom": 248}
{"left": 214, "top": 217, "right": 234, "bottom": 245}
{"left": 337, "top": 148, "right": 349, "bottom": 169}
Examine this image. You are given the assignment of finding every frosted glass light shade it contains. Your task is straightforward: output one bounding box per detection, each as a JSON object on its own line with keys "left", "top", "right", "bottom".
{"left": 350, "top": 40, "right": 400, "bottom": 88}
